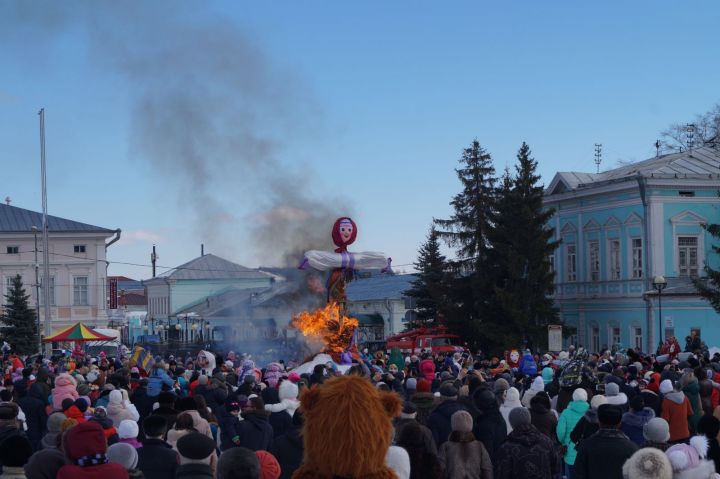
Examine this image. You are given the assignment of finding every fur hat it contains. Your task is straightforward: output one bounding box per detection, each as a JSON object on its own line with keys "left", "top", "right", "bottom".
{"left": 23, "top": 448, "right": 66, "bottom": 479}
{"left": 107, "top": 442, "right": 138, "bottom": 470}
{"left": 622, "top": 447, "right": 673, "bottom": 479}
{"left": 256, "top": 450, "right": 281, "bottom": 479}
{"left": 177, "top": 432, "right": 216, "bottom": 460}
{"left": 572, "top": 388, "right": 588, "bottom": 402}
{"left": 451, "top": 410, "right": 473, "bottom": 433}
{"left": 590, "top": 394, "right": 608, "bottom": 410}
{"left": 439, "top": 383, "right": 458, "bottom": 399}
{"left": 118, "top": 419, "right": 139, "bottom": 439}
{"left": 508, "top": 407, "right": 531, "bottom": 429}
{"left": 666, "top": 436, "right": 711, "bottom": 473}
{"left": 644, "top": 418, "right": 671, "bottom": 443}
{"left": 659, "top": 379, "right": 674, "bottom": 395}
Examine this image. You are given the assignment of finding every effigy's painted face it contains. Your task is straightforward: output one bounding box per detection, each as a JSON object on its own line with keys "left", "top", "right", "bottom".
{"left": 197, "top": 353, "right": 209, "bottom": 368}
{"left": 338, "top": 220, "right": 354, "bottom": 243}
{"left": 510, "top": 350, "right": 519, "bottom": 363}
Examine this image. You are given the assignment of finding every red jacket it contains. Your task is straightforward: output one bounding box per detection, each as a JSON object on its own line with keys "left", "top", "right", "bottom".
{"left": 661, "top": 392, "right": 693, "bottom": 442}
{"left": 57, "top": 463, "right": 129, "bottom": 479}
{"left": 419, "top": 359, "right": 436, "bottom": 382}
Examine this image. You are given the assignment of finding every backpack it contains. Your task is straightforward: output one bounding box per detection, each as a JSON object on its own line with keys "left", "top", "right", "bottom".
{"left": 558, "top": 358, "right": 586, "bottom": 388}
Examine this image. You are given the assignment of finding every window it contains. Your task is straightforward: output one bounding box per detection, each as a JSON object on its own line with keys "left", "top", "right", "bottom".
{"left": 632, "top": 238, "right": 643, "bottom": 278}
{"left": 39, "top": 276, "right": 55, "bottom": 306}
{"left": 6, "top": 246, "right": 19, "bottom": 255}
{"left": 591, "top": 327, "right": 600, "bottom": 353}
{"left": 73, "top": 276, "right": 89, "bottom": 306}
{"left": 679, "top": 191, "right": 695, "bottom": 197}
{"left": 678, "top": 237, "right": 698, "bottom": 277}
{"left": 611, "top": 327, "right": 621, "bottom": 347}
{"left": 634, "top": 327, "right": 643, "bottom": 350}
{"left": 609, "top": 240, "right": 621, "bottom": 280}
{"left": 588, "top": 241, "right": 600, "bottom": 281}
{"left": 74, "top": 245, "right": 86, "bottom": 254}
{"left": 566, "top": 244, "right": 577, "bottom": 282}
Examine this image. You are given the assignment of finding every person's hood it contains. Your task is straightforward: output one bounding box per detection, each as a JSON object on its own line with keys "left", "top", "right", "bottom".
{"left": 530, "top": 376, "right": 545, "bottom": 392}
{"left": 542, "top": 367, "right": 554, "bottom": 385}
{"left": 664, "top": 391, "right": 686, "bottom": 405}
{"left": 529, "top": 400, "right": 550, "bottom": 415}
{"left": 567, "top": 399, "right": 590, "bottom": 415}
{"left": 40, "top": 432, "right": 59, "bottom": 449}
{"left": 622, "top": 408, "right": 655, "bottom": 427}
{"left": 605, "top": 393, "right": 628, "bottom": 406}
{"left": 54, "top": 373, "right": 76, "bottom": 388}
{"left": 505, "top": 423, "right": 543, "bottom": 447}
{"left": 433, "top": 400, "right": 465, "bottom": 419}
{"left": 501, "top": 398, "right": 523, "bottom": 410}
{"left": 583, "top": 408, "right": 599, "bottom": 424}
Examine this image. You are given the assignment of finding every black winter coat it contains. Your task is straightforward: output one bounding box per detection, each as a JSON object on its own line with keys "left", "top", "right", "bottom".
{"left": 18, "top": 384, "right": 48, "bottom": 443}
{"left": 529, "top": 400, "right": 558, "bottom": 441}
{"left": 427, "top": 400, "right": 467, "bottom": 448}
{"left": 495, "top": 424, "right": 560, "bottom": 479}
{"left": 640, "top": 390, "right": 662, "bottom": 418}
{"left": 130, "top": 386, "right": 155, "bottom": 420}
{"left": 269, "top": 411, "right": 293, "bottom": 439}
{"left": 237, "top": 411, "right": 274, "bottom": 451}
{"left": 150, "top": 406, "right": 178, "bottom": 433}
{"left": 270, "top": 427, "right": 304, "bottom": 479}
{"left": 137, "top": 438, "right": 178, "bottom": 479}
{"left": 218, "top": 412, "right": 242, "bottom": 451}
{"left": 573, "top": 429, "right": 639, "bottom": 479}
{"left": 473, "top": 408, "right": 508, "bottom": 462}
{"left": 570, "top": 410, "right": 600, "bottom": 449}
{"left": 175, "top": 463, "right": 214, "bottom": 479}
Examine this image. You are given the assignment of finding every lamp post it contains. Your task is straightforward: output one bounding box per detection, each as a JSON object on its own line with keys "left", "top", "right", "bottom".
{"left": 653, "top": 275, "right": 667, "bottom": 346}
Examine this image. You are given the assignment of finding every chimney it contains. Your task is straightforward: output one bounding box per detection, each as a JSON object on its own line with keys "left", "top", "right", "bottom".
{"left": 201, "top": 244, "right": 204, "bottom": 256}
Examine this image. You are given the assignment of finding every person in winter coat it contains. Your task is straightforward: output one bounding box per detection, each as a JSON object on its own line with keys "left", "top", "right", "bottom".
{"left": 40, "top": 412, "right": 66, "bottom": 450}
{"left": 438, "top": 410, "right": 492, "bottom": 479}
{"left": 699, "top": 377, "right": 714, "bottom": 416}
{"left": 530, "top": 391, "right": 558, "bottom": 440}
{"left": 264, "top": 362, "right": 284, "bottom": 389}
{"left": 639, "top": 382, "right": 662, "bottom": 417}
{"left": 499, "top": 387, "right": 524, "bottom": 433}
{"left": 270, "top": 410, "right": 305, "bottom": 479}
{"left": 174, "top": 397, "right": 213, "bottom": 439}
{"left": 118, "top": 420, "right": 142, "bottom": 449}
{"left": 236, "top": 396, "right": 274, "bottom": 452}
{"left": 264, "top": 380, "right": 298, "bottom": 438}
{"left": 642, "top": 417, "right": 671, "bottom": 451}
{"left": 218, "top": 399, "right": 243, "bottom": 451}
{"left": 0, "top": 434, "right": 33, "bottom": 478}
{"left": 107, "top": 390, "right": 140, "bottom": 427}
{"left": 573, "top": 404, "right": 638, "bottom": 479}
{"left": 394, "top": 403, "right": 437, "bottom": 455}
{"left": 396, "top": 420, "right": 443, "bottom": 479}
{"left": 519, "top": 351, "right": 538, "bottom": 377}
{"left": 129, "top": 380, "right": 154, "bottom": 421}
{"left": 557, "top": 388, "right": 590, "bottom": 478}
{"left": 419, "top": 356, "right": 436, "bottom": 382}
{"left": 604, "top": 382, "right": 629, "bottom": 410}
{"left": 146, "top": 362, "right": 174, "bottom": 398}
{"left": 166, "top": 412, "right": 196, "bottom": 450}
{"left": 570, "top": 394, "right": 607, "bottom": 450}
{"left": 427, "top": 383, "right": 466, "bottom": 448}
{"left": 696, "top": 414, "right": 720, "bottom": 473}
{"left": 16, "top": 382, "right": 47, "bottom": 452}
{"left": 149, "top": 392, "right": 178, "bottom": 433}
{"left": 472, "top": 386, "right": 508, "bottom": 462}
{"left": 174, "top": 432, "right": 215, "bottom": 479}
{"left": 680, "top": 372, "right": 703, "bottom": 436}
{"left": 51, "top": 373, "right": 79, "bottom": 411}
{"left": 522, "top": 376, "right": 546, "bottom": 407}
{"left": 23, "top": 447, "right": 66, "bottom": 479}
{"left": 620, "top": 395, "right": 656, "bottom": 446}
{"left": 495, "top": 407, "right": 560, "bottom": 479}
{"left": 410, "top": 379, "right": 436, "bottom": 426}
{"left": 137, "top": 416, "right": 178, "bottom": 479}
{"left": 660, "top": 379, "right": 693, "bottom": 443}
{"left": 89, "top": 407, "right": 120, "bottom": 446}
{"left": 56, "top": 421, "right": 129, "bottom": 479}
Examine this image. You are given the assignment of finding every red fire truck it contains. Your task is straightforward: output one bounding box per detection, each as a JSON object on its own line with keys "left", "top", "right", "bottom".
{"left": 385, "top": 326, "right": 465, "bottom": 354}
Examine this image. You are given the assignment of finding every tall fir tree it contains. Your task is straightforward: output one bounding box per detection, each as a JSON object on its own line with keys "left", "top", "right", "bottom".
{"left": 694, "top": 216, "right": 720, "bottom": 311}
{"left": 405, "top": 227, "right": 449, "bottom": 328}
{"left": 1, "top": 274, "right": 38, "bottom": 355}
{"left": 435, "top": 140, "right": 497, "bottom": 343}
{"left": 489, "top": 142, "right": 560, "bottom": 351}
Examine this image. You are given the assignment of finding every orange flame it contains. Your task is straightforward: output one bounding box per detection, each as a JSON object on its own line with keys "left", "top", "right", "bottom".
{"left": 291, "top": 302, "right": 359, "bottom": 353}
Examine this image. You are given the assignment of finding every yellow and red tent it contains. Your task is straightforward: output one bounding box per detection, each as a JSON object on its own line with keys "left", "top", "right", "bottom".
{"left": 42, "top": 322, "right": 115, "bottom": 342}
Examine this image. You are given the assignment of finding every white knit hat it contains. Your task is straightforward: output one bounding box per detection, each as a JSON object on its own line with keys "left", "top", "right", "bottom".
{"left": 109, "top": 389, "right": 123, "bottom": 404}
{"left": 572, "top": 388, "right": 588, "bottom": 402}
{"left": 118, "top": 419, "right": 139, "bottom": 439}
{"left": 643, "top": 418, "right": 670, "bottom": 443}
{"left": 659, "top": 379, "right": 674, "bottom": 395}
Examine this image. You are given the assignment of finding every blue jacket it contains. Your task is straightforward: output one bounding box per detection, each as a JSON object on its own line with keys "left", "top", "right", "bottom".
{"left": 427, "top": 400, "right": 467, "bottom": 448}
{"left": 148, "top": 368, "right": 175, "bottom": 397}
{"left": 520, "top": 353, "right": 538, "bottom": 377}
{"left": 620, "top": 408, "right": 655, "bottom": 446}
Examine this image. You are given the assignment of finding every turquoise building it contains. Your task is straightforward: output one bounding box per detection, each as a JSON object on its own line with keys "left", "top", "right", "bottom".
{"left": 544, "top": 146, "right": 720, "bottom": 352}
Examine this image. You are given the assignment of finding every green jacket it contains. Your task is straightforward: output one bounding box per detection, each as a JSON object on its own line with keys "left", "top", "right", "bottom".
{"left": 683, "top": 381, "right": 702, "bottom": 435}
{"left": 556, "top": 399, "right": 589, "bottom": 465}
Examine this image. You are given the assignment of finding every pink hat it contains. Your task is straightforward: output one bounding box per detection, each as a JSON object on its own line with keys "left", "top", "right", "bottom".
{"left": 287, "top": 372, "right": 300, "bottom": 383}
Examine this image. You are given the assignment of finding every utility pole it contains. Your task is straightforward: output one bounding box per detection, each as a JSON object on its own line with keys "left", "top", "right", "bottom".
{"left": 594, "top": 144, "right": 602, "bottom": 173}
{"left": 151, "top": 244, "right": 157, "bottom": 278}
{"left": 32, "top": 226, "right": 41, "bottom": 354}
{"left": 655, "top": 140, "right": 661, "bottom": 157}
{"left": 39, "top": 108, "right": 52, "bottom": 354}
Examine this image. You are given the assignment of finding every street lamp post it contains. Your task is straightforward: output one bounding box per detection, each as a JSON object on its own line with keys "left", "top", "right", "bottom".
{"left": 653, "top": 275, "right": 667, "bottom": 347}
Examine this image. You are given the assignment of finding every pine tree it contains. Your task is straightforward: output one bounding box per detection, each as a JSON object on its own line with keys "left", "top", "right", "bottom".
{"left": 489, "top": 143, "right": 560, "bottom": 350}
{"left": 435, "top": 140, "right": 497, "bottom": 344}
{"left": 695, "top": 218, "right": 720, "bottom": 311}
{"left": 405, "top": 227, "right": 448, "bottom": 327}
{"left": 1, "top": 275, "right": 38, "bottom": 355}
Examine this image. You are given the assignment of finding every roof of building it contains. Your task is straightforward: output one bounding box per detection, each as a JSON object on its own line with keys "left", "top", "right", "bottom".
{"left": 347, "top": 273, "right": 417, "bottom": 302}
{"left": 151, "top": 254, "right": 276, "bottom": 281}
{"left": 0, "top": 204, "right": 115, "bottom": 234}
{"left": 547, "top": 147, "right": 720, "bottom": 195}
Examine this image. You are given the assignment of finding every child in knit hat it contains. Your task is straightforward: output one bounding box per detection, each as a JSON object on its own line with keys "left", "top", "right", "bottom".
{"left": 118, "top": 419, "right": 142, "bottom": 449}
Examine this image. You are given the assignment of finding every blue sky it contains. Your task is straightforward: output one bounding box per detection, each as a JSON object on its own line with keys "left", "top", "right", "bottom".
{"left": 1, "top": 1, "right": 718, "bottom": 279}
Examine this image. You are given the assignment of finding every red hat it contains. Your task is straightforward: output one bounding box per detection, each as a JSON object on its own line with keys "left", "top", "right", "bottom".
{"left": 255, "top": 450, "right": 281, "bottom": 479}
{"left": 63, "top": 421, "right": 107, "bottom": 460}
{"left": 331, "top": 217, "right": 357, "bottom": 251}
{"left": 416, "top": 378, "right": 431, "bottom": 393}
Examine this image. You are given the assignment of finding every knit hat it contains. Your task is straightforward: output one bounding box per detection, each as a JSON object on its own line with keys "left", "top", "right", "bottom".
{"left": 255, "top": 450, "right": 281, "bottom": 479}
{"left": 385, "top": 445, "right": 411, "bottom": 479}
{"left": 666, "top": 436, "right": 710, "bottom": 473}
{"left": 506, "top": 387, "right": 520, "bottom": 402}
{"left": 77, "top": 383, "right": 91, "bottom": 396}
{"left": 644, "top": 418, "right": 671, "bottom": 443}
{"left": 605, "top": 382, "right": 620, "bottom": 397}
{"left": 590, "top": 394, "right": 608, "bottom": 410}
{"left": 659, "top": 379, "right": 674, "bottom": 395}
{"left": 474, "top": 388, "right": 498, "bottom": 411}
{"left": 572, "top": 388, "right": 588, "bottom": 402}
{"left": 0, "top": 435, "right": 32, "bottom": 467}
{"left": 508, "top": 407, "right": 531, "bottom": 429}
{"left": 278, "top": 380, "right": 299, "bottom": 401}
{"left": 107, "top": 442, "right": 138, "bottom": 470}
{"left": 0, "top": 402, "right": 19, "bottom": 420}
{"left": 405, "top": 378, "right": 417, "bottom": 391}
{"left": 217, "top": 447, "right": 260, "bottom": 479}
{"left": 494, "top": 378, "right": 510, "bottom": 393}
{"left": 63, "top": 421, "right": 107, "bottom": 460}
{"left": 225, "top": 399, "right": 241, "bottom": 413}
{"left": 118, "top": 419, "right": 139, "bottom": 439}
{"left": 451, "top": 410, "right": 473, "bottom": 433}
{"left": 439, "top": 383, "right": 458, "bottom": 399}
{"left": 176, "top": 432, "right": 216, "bottom": 460}
{"left": 109, "top": 389, "right": 123, "bottom": 404}
{"left": 597, "top": 404, "right": 623, "bottom": 426}
{"left": 416, "top": 378, "right": 431, "bottom": 393}
{"left": 622, "top": 447, "right": 673, "bottom": 479}
{"left": 400, "top": 402, "right": 417, "bottom": 419}
{"left": 23, "top": 448, "right": 66, "bottom": 479}
{"left": 61, "top": 398, "right": 75, "bottom": 412}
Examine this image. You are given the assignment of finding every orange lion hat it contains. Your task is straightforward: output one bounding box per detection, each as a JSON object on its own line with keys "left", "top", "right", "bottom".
{"left": 293, "top": 374, "right": 402, "bottom": 479}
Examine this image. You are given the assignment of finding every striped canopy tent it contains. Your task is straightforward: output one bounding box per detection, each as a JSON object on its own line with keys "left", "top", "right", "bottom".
{"left": 42, "top": 322, "right": 115, "bottom": 342}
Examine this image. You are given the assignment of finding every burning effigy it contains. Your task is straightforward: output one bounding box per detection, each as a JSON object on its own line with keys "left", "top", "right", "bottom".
{"left": 293, "top": 217, "right": 391, "bottom": 364}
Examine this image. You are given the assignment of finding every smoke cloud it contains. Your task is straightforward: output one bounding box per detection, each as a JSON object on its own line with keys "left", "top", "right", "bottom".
{"left": 1, "top": 1, "right": 351, "bottom": 267}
